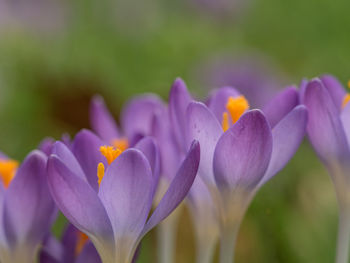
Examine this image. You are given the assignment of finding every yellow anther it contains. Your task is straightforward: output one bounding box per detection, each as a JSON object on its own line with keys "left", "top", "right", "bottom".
{"left": 0, "top": 159, "right": 19, "bottom": 188}
{"left": 75, "top": 232, "right": 89, "bottom": 256}
{"left": 99, "top": 146, "right": 122, "bottom": 165}
{"left": 222, "top": 112, "right": 230, "bottom": 132}
{"left": 98, "top": 145, "right": 123, "bottom": 186}
{"left": 342, "top": 94, "right": 350, "bottom": 109}
{"left": 97, "top": 162, "right": 105, "bottom": 187}
{"left": 225, "top": 95, "right": 250, "bottom": 124}
{"left": 347, "top": 80, "right": 350, "bottom": 89}
{"left": 111, "top": 138, "right": 129, "bottom": 152}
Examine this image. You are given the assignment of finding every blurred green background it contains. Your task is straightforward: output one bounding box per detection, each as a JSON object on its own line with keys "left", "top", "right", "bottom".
{"left": 0, "top": 0, "right": 349, "bottom": 262}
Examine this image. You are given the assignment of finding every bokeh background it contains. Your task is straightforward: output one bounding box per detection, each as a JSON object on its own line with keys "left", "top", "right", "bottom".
{"left": 0, "top": 0, "right": 349, "bottom": 262}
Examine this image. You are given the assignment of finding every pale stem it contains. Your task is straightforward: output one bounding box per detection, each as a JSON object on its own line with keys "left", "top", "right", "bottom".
{"left": 156, "top": 208, "right": 181, "bottom": 263}
{"left": 336, "top": 208, "right": 350, "bottom": 263}
{"left": 219, "top": 227, "right": 239, "bottom": 263}
{"left": 195, "top": 235, "right": 217, "bottom": 263}
{"left": 330, "top": 164, "right": 350, "bottom": 263}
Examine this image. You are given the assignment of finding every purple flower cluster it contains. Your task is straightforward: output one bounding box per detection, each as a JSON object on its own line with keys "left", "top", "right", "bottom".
{"left": 1, "top": 74, "right": 350, "bottom": 263}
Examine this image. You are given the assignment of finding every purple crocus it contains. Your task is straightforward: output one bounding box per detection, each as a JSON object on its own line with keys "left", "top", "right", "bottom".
{"left": 90, "top": 93, "right": 184, "bottom": 263}
{"left": 302, "top": 76, "right": 350, "bottom": 263}
{"left": 0, "top": 150, "right": 56, "bottom": 263}
{"left": 181, "top": 80, "right": 307, "bottom": 262}
{"left": 40, "top": 224, "right": 101, "bottom": 263}
{"left": 168, "top": 79, "right": 220, "bottom": 263}
{"left": 167, "top": 78, "right": 306, "bottom": 262}
{"left": 47, "top": 129, "right": 200, "bottom": 263}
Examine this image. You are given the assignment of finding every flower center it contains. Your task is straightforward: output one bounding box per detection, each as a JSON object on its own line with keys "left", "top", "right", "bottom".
{"left": 100, "top": 146, "right": 122, "bottom": 165}
{"left": 75, "top": 231, "right": 89, "bottom": 256}
{"left": 342, "top": 81, "right": 350, "bottom": 109}
{"left": 221, "top": 95, "right": 249, "bottom": 132}
{"left": 97, "top": 145, "right": 124, "bottom": 186}
{"left": 0, "top": 159, "right": 19, "bottom": 188}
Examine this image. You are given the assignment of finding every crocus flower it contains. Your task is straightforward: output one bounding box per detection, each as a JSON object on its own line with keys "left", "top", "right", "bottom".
{"left": 90, "top": 93, "right": 184, "bottom": 263}
{"left": 168, "top": 78, "right": 220, "bottom": 263}
{"left": 0, "top": 150, "right": 56, "bottom": 263}
{"left": 40, "top": 224, "right": 101, "bottom": 263}
{"left": 183, "top": 80, "right": 307, "bottom": 262}
{"left": 47, "top": 129, "right": 200, "bottom": 263}
{"left": 302, "top": 76, "right": 350, "bottom": 263}
{"left": 167, "top": 78, "right": 305, "bottom": 262}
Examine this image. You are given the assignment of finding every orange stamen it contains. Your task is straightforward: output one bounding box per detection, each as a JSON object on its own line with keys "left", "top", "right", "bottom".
{"left": 75, "top": 232, "right": 89, "bottom": 256}
{"left": 97, "top": 162, "right": 105, "bottom": 187}
{"left": 111, "top": 138, "right": 129, "bottom": 152}
{"left": 342, "top": 94, "right": 350, "bottom": 109}
{"left": 342, "top": 80, "right": 350, "bottom": 109}
{"left": 0, "top": 159, "right": 19, "bottom": 188}
{"left": 222, "top": 112, "right": 230, "bottom": 132}
{"left": 99, "top": 146, "right": 122, "bottom": 165}
{"left": 225, "top": 96, "right": 249, "bottom": 124}
{"left": 98, "top": 145, "right": 123, "bottom": 186}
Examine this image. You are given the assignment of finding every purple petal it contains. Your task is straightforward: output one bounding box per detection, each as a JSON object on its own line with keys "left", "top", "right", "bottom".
{"left": 39, "top": 235, "right": 64, "bottom": 263}
{"left": 168, "top": 78, "right": 192, "bottom": 152}
{"left": 38, "top": 137, "right": 55, "bottom": 156}
{"left": 259, "top": 105, "right": 308, "bottom": 186}
{"left": 320, "top": 75, "right": 346, "bottom": 111}
{"left": 341, "top": 103, "right": 350, "bottom": 146}
{"left": 151, "top": 112, "right": 181, "bottom": 181}
{"left": 47, "top": 156, "right": 114, "bottom": 247}
{"left": 90, "top": 95, "right": 119, "bottom": 143}
{"left": 207, "top": 86, "right": 240, "bottom": 122}
{"left": 299, "top": 78, "right": 308, "bottom": 103}
{"left": 263, "top": 86, "right": 299, "bottom": 128}
{"left": 142, "top": 140, "right": 200, "bottom": 235}
{"left": 134, "top": 137, "right": 160, "bottom": 194}
{"left": 3, "top": 151, "right": 55, "bottom": 248}
{"left": 0, "top": 183, "right": 4, "bottom": 203}
{"left": 61, "top": 224, "right": 79, "bottom": 263}
{"left": 72, "top": 129, "right": 107, "bottom": 192}
{"left": 128, "top": 133, "right": 145, "bottom": 147}
{"left": 304, "top": 79, "right": 350, "bottom": 164}
{"left": 213, "top": 110, "right": 272, "bottom": 190}
{"left": 76, "top": 242, "right": 101, "bottom": 263}
{"left": 187, "top": 102, "right": 223, "bottom": 185}
{"left": 121, "top": 94, "right": 165, "bottom": 139}
{"left": 52, "top": 141, "right": 86, "bottom": 182}
{"left": 98, "top": 149, "right": 154, "bottom": 244}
